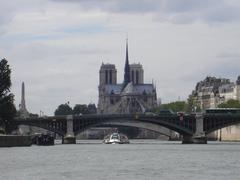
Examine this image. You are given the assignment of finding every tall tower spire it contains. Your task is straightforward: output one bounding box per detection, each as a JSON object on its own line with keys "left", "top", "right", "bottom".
{"left": 124, "top": 38, "right": 130, "bottom": 84}
{"left": 21, "top": 82, "right": 26, "bottom": 110}
{"left": 19, "top": 81, "right": 29, "bottom": 118}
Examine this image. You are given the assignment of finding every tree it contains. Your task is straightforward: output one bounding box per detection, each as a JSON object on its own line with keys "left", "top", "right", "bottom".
{"left": 87, "top": 103, "right": 97, "bottom": 114}
{"left": 54, "top": 103, "right": 73, "bottom": 115}
{"left": 186, "top": 95, "right": 201, "bottom": 113}
{"left": 72, "top": 103, "right": 97, "bottom": 115}
{"left": 0, "top": 59, "right": 11, "bottom": 96}
{"left": 73, "top": 104, "right": 89, "bottom": 115}
{"left": 218, "top": 99, "right": 240, "bottom": 108}
{"left": 0, "top": 95, "right": 16, "bottom": 119}
{"left": 0, "top": 58, "right": 16, "bottom": 133}
{"left": 152, "top": 101, "right": 188, "bottom": 113}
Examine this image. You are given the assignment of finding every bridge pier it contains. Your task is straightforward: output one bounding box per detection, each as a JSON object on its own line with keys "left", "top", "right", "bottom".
{"left": 193, "top": 114, "right": 207, "bottom": 144}
{"left": 182, "top": 135, "right": 207, "bottom": 144}
{"left": 182, "top": 135, "right": 193, "bottom": 144}
{"left": 182, "top": 114, "right": 207, "bottom": 144}
{"left": 63, "top": 115, "right": 76, "bottom": 144}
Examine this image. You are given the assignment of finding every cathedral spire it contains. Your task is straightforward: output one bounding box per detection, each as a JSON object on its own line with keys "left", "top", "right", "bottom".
{"left": 124, "top": 38, "right": 130, "bottom": 84}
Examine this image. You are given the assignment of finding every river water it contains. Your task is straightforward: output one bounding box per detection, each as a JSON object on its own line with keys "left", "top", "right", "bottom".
{"left": 0, "top": 140, "right": 240, "bottom": 180}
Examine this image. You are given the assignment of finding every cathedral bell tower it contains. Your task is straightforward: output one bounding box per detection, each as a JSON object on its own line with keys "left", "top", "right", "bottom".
{"left": 99, "top": 64, "right": 117, "bottom": 86}
{"left": 98, "top": 64, "right": 117, "bottom": 114}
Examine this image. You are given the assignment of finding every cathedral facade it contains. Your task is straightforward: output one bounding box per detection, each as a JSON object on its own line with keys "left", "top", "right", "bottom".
{"left": 98, "top": 41, "right": 157, "bottom": 114}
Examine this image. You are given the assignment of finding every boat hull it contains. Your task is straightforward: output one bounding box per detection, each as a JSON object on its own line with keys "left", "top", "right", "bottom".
{"left": 33, "top": 134, "right": 55, "bottom": 146}
{"left": 103, "top": 133, "right": 130, "bottom": 144}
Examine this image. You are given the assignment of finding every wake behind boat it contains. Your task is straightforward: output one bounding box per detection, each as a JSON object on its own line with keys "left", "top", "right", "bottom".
{"left": 103, "top": 133, "right": 129, "bottom": 144}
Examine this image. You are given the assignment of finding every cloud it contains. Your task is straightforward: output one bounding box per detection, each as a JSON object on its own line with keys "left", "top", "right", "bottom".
{"left": 0, "top": 0, "right": 48, "bottom": 28}
{"left": 51, "top": 0, "right": 159, "bottom": 13}
{"left": 213, "top": 52, "right": 240, "bottom": 78}
{"left": 50, "top": 0, "right": 240, "bottom": 24}
{"left": 217, "top": 52, "right": 240, "bottom": 59}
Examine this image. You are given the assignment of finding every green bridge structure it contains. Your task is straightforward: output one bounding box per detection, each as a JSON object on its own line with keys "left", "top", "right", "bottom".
{"left": 8, "top": 112, "right": 240, "bottom": 144}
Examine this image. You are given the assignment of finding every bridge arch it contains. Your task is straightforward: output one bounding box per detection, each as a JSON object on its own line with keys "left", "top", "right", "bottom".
{"left": 11, "top": 119, "right": 66, "bottom": 136}
{"left": 205, "top": 121, "right": 240, "bottom": 134}
{"left": 74, "top": 120, "right": 175, "bottom": 137}
{"left": 73, "top": 115, "right": 194, "bottom": 136}
{"left": 137, "top": 117, "right": 194, "bottom": 135}
{"left": 204, "top": 114, "right": 240, "bottom": 134}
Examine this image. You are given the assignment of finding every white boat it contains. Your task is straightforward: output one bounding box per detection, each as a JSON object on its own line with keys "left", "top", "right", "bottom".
{"left": 103, "top": 133, "right": 129, "bottom": 144}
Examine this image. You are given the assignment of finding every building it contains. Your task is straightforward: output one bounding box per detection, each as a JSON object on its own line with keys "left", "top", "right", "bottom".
{"left": 192, "top": 76, "right": 240, "bottom": 141}
{"left": 218, "top": 83, "right": 237, "bottom": 104}
{"left": 192, "top": 76, "right": 240, "bottom": 110}
{"left": 98, "top": 40, "right": 157, "bottom": 114}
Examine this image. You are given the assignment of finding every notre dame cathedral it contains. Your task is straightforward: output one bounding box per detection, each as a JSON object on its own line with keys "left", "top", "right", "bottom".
{"left": 98, "top": 40, "right": 157, "bottom": 114}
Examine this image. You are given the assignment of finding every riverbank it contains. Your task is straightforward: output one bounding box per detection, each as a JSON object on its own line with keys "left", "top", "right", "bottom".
{"left": 0, "top": 135, "right": 32, "bottom": 147}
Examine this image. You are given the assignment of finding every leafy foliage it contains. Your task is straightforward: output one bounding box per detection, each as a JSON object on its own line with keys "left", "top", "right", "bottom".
{"left": 186, "top": 95, "right": 201, "bottom": 112}
{"left": 73, "top": 104, "right": 89, "bottom": 115}
{"left": 0, "top": 95, "right": 16, "bottom": 119}
{"left": 55, "top": 103, "right": 97, "bottom": 115}
{"left": 0, "top": 58, "right": 16, "bottom": 133}
{"left": 54, "top": 103, "right": 73, "bottom": 115}
{"left": 218, "top": 99, "right": 240, "bottom": 108}
{"left": 152, "top": 97, "right": 202, "bottom": 114}
{"left": 152, "top": 101, "right": 187, "bottom": 113}
{"left": 0, "top": 59, "right": 11, "bottom": 96}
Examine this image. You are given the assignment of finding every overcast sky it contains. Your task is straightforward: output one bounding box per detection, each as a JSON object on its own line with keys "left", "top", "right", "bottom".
{"left": 1, "top": 0, "right": 240, "bottom": 115}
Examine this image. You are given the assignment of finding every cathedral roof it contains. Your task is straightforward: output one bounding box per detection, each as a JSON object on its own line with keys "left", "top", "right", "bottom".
{"left": 122, "top": 82, "right": 134, "bottom": 94}
{"left": 133, "top": 84, "right": 155, "bottom": 94}
{"left": 104, "top": 84, "right": 123, "bottom": 94}
{"left": 104, "top": 83, "right": 155, "bottom": 95}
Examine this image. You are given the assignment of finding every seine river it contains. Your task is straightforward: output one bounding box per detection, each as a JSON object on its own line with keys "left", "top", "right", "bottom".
{"left": 0, "top": 140, "right": 240, "bottom": 180}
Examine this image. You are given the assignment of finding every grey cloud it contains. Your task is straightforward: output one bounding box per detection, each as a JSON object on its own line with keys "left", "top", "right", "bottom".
{"left": 0, "top": 1, "right": 19, "bottom": 24}
{"left": 51, "top": 0, "right": 159, "bottom": 13}
{"left": 211, "top": 62, "right": 240, "bottom": 79}
{"left": 217, "top": 52, "right": 240, "bottom": 59}
{"left": 0, "top": 0, "right": 48, "bottom": 28}
{"left": 0, "top": 0, "right": 239, "bottom": 29}
{"left": 51, "top": 0, "right": 240, "bottom": 23}
{"left": 2, "top": 41, "right": 109, "bottom": 62}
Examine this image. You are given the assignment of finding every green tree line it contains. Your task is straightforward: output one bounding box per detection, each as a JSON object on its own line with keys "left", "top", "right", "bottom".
{"left": 217, "top": 99, "right": 240, "bottom": 108}
{"left": 152, "top": 95, "right": 201, "bottom": 113}
{"left": 152, "top": 98, "right": 240, "bottom": 114}
{"left": 54, "top": 103, "right": 97, "bottom": 115}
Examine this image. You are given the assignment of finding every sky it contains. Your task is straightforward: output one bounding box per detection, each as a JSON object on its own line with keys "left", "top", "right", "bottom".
{"left": 0, "top": 0, "right": 240, "bottom": 115}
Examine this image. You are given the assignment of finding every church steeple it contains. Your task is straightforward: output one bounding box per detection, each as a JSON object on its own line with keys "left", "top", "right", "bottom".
{"left": 124, "top": 38, "right": 130, "bottom": 84}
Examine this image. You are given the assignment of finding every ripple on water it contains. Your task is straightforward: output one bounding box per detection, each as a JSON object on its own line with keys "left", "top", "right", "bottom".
{"left": 0, "top": 140, "right": 240, "bottom": 180}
